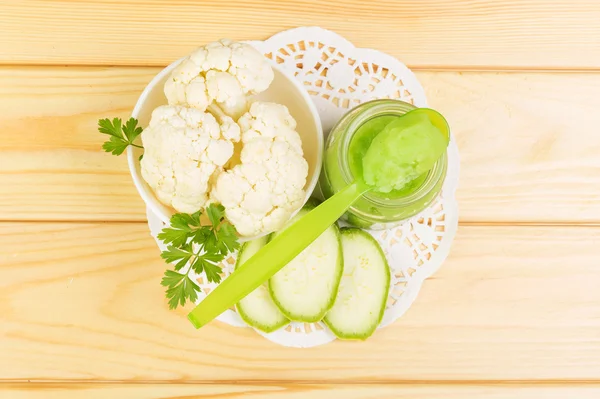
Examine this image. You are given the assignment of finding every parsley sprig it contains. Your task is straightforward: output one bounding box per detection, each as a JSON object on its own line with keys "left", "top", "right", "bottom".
{"left": 98, "top": 117, "right": 143, "bottom": 155}
{"left": 158, "top": 204, "right": 241, "bottom": 310}
{"left": 97, "top": 116, "right": 241, "bottom": 311}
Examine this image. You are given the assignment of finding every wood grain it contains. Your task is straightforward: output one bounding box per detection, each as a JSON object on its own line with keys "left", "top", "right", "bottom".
{"left": 421, "top": 72, "right": 600, "bottom": 223}
{"left": 2, "top": 66, "right": 600, "bottom": 222}
{"left": 1, "top": 1, "right": 599, "bottom": 69}
{"left": 0, "top": 66, "right": 153, "bottom": 221}
{"left": 1, "top": 223, "right": 600, "bottom": 381}
{"left": 2, "top": 383, "right": 600, "bottom": 399}
{"left": 4, "top": 1, "right": 599, "bottom": 396}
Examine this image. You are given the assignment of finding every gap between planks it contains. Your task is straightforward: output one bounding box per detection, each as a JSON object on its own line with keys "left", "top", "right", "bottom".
{"left": 2, "top": 379, "right": 600, "bottom": 386}
{"left": 3, "top": 62, "right": 600, "bottom": 74}
{"left": 2, "top": 219, "right": 600, "bottom": 227}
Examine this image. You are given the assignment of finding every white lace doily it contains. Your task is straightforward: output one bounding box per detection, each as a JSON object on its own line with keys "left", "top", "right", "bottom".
{"left": 146, "top": 27, "right": 460, "bottom": 347}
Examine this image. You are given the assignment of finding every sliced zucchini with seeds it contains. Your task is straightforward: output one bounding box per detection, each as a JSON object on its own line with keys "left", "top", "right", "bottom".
{"left": 235, "top": 236, "right": 289, "bottom": 333}
{"left": 324, "top": 228, "right": 390, "bottom": 340}
{"left": 268, "top": 199, "right": 343, "bottom": 322}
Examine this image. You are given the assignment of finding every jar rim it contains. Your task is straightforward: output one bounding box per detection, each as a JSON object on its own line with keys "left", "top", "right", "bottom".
{"left": 331, "top": 99, "right": 449, "bottom": 209}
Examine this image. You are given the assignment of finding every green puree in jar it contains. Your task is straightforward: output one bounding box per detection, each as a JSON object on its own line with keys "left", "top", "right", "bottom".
{"left": 348, "top": 116, "right": 425, "bottom": 198}
{"left": 320, "top": 100, "right": 450, "bottom": 229}
{"left": 348, "top": 111, "right": 447, "bottom": 197}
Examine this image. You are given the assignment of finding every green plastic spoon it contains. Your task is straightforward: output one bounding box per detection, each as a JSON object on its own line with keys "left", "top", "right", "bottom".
{"left": 187, "top": 108, "right": 450, "bottom": 329}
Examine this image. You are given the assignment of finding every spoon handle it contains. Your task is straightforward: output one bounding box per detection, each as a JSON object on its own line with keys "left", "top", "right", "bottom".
{"left": 188, "top": 182, "right": 366, "bottom": 329}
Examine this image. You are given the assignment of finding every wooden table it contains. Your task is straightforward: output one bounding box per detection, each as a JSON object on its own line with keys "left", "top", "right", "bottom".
{"left": 1, "top": 1, "right": 600, "bottom": 398}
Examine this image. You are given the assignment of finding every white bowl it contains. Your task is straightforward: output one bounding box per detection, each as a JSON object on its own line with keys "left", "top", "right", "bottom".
{"left": 127, "top": 58, "right": 323, "bottom": 239}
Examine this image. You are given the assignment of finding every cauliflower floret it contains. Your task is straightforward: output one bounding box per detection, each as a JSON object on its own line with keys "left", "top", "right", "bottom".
{"left": 212, "top": 140, "right": 308, "bottom": 236}
{"left": 163, "top": 60, "right": 210, "bottom": 110}
{"left": 228, "top": 40, "right": 274, "bottom": 94}
{"left": 238, "top": 102, "right": 303, "bottom": 152}
{"left": 189, "top": 40, "right": 232, "bottom": 71}
{"left": 211, "top": 103, "right": 308, "bottom": 236}
{"left": 140, "top": 105, "right": 240, "bottom": 214}
{"left": 205, "top": 70, "right": 247, "bottom": 118}
{"left": 164, "top": 39, "right": 274, "bottom": 119}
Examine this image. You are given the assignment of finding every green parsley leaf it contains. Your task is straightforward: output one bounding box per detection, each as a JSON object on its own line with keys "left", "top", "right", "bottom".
{"left": 192, "top": 227, "right": 211, "bottom": 245}
{"left": 202, "top": 261, "right": 224, "bottom": 284}
{"left": 161, "top": 269, "right": 185, "bottom": 287}
{"left": 203, "top": 204, "right": 240, "bottom": 255}
{"left": 190, "top": 252, "right": 226, "bottom": 284}
{"left": 205, "top": 221, "right": 240, "bottom": 255}
{"left": 123, "top": 117, "right": 143, "bottom": 142}
{"left": 101, "top": 136, "right": 127, "bottom": 155}
{"left": 160, "top": 244, "right": 194, "bottom": 271}
{"left": 172, "top": 211, "right": 202, "bottom": 229}
{"left": 206, "top": 203, "right": 225, "bottom": 227}
{"left": 158, "top": 211, "right": 203, "bottom": 248}
{"left": 158, "top": 205, "right": 240, "bottom": 310}
{"left": 161, "top": 270, "right": 199, "bottom": 310}
{"left": 157, "top": 227, "right": 190, "bottom": 248}
{"left": 98, "top": 117, "right": 143, "bottom": 156}
{"left": 98, "top": 117, "right": 122, "bottom": 138}
{"left": 217, "top": 222, "right": 241, "bottom": 254}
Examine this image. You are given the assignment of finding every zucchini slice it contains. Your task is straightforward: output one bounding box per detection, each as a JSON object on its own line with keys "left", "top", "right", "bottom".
{"left": 324, "top": 228, "right": 390, "bottom": 340}
{"left": 235, "top": 236, "right": 289, "bottom": 333}
{"left": 268, "top": 200, "right": 343, "bottom": 322}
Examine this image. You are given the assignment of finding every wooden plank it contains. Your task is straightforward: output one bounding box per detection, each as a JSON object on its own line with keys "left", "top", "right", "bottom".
{"left": 1, "top": 1, "right": 600, "bottom": 69}
{"left": 420, "top": 72, "right": 600, "bottom": 223}
{"left": 0, "top": 150, "right": 144, "bottom": 221}
{"left": 2, "top": 383, "right": 600, "bottom": 399}
{"left": 0, "top": 66, "right": 154, "bottom": 221}
{"left": 1, "top": 66, "right": 600, "bottom": 222}
{"left": 1, "top": 223, "right": 600, "bottom": 381}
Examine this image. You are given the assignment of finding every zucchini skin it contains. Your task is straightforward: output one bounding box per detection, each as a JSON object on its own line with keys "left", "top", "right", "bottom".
{"left": 235, "top": 238, "right": 289, "bottom": 333}
{"left": 268, "top": 199, "right": 344, "bottom": 323}
{"left": 324, "top": 228, "right": 391, "bottom": 340}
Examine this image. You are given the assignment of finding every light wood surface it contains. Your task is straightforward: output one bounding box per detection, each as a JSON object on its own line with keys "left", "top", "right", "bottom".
{"left": 2, "top": 67, "right": 600, "bottom": 222}
{"left": 2, "top": 224, "right": 600, "bottom": 381}
{"left": 1, "top": 1, "right": 599, "bottom": 398}
{"left": 2, "top": 383, "right": 600, "bottom": 399}
{"left": 2, "top": 1, "right": 600, "bottom": 69}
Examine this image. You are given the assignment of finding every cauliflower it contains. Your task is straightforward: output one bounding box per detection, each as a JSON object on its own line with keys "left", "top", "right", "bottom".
{"left": 140, "top": 105, "right": 240, "bottom": 214}
{"left": 164, "top": 39, "right": 274, "bottom": 119}
{"left": 141, "top": 40, "right": 310, "bottom": 237}
{"left": 238, "top": 102, "right": 303, "bottom": 152}
{"left": 211, "top": 102, "right": 309, "bottom": 237}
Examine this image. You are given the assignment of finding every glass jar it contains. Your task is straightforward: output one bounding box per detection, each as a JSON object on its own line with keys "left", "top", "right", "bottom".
{"left": 319, "top": 99, "right": 448, "bottom": 229}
